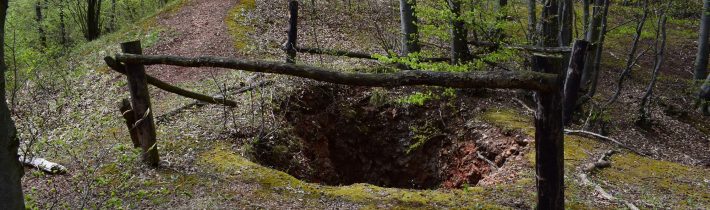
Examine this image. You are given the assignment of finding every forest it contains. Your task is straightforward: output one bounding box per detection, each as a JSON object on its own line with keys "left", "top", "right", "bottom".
{"left": 0, "top": 0, "right": 708, "bottom": 209}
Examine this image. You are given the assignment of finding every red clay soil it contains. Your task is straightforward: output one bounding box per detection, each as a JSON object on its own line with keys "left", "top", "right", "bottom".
{"left": 143, "top": 0, "right": 238, "bottom": 83}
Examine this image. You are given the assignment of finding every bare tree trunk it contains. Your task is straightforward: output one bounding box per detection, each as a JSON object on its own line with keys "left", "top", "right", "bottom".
{"left": 528, "top": 0, "right": 536, "bottom": 42}
{"left": 563, "top": 40, "right": 590, "bottom": 124}
{"left": 35, "top": 1, "right": 46, "bottom": 48}
{"left": 399, "top": 0, "right": 420, "bottom": 55}
{"left": 109, "top": 0, "right": 116, "bottom": 32}
{"left": 558, "top": 0, "right": 573, "bottom": 47}
{"left": 85, "top": 0, "right": 102, "bottom": 40}
{"left": 580, "top": 0, "right": 610, "bottom": 101}
{"left": 0, "top": 0, "right": 25, "bottom": 208}
{"left": 59, "top": 0, "right": 68, "bottom": 47}
{"left": 448, "top": 0, "right": 471, "bottom": 63}
{"left": 693, "top": 0, "right": 710, "bottom": 82}
{"left": 638, "top": 8, "right": 668, "bottom": 126}
{"left": 533, "top": 0, "right": 565, "bottom": 208}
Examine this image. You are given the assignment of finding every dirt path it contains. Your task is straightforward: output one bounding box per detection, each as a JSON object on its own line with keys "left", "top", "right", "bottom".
{"left": 144, "top": 0, "right": 238, "bottom": 83}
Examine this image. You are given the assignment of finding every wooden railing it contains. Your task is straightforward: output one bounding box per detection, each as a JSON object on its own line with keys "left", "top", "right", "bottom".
{"left": 104, "top": 1, "right": 590, "bottom": 208}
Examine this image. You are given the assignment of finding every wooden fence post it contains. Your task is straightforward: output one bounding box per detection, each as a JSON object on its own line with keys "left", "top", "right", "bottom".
{"left": 121, "top": 40, "right": 160, "bottom": 167}
{"left": 286, "top": 0, "right": 298, "bottom": 63}
{"left": 562, "top": 40, "right": 589, "bottom": 124}
{"left": 118, "top": 98, "right": 140, "bottom": 148}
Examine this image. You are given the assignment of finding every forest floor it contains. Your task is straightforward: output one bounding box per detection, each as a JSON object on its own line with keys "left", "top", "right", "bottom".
{"left": 17, "top": 0, "right": 710, "bottom": 209}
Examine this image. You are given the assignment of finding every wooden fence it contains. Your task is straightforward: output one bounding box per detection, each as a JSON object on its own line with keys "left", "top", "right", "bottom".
{"left": 104, "top": 1, "right": 589, "bottom": 208}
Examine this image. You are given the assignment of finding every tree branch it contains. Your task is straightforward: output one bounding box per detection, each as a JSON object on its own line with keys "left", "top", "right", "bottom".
{"left": 564, "top": 129, "right": 648, "bottom": 156}
{"left": 113, "top": 54, "right": 558, "bottom": 92}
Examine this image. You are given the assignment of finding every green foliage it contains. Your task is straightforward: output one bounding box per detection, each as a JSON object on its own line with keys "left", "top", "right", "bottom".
{"left": 397, "top": 90, "right": 437, "bottom": 106}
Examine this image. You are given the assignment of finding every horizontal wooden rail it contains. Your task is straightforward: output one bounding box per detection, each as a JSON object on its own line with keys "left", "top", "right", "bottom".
{"left": 105, "top": 56, "right": 238, "bottom": 107}
{"left": 469, "top": 40, "right": 573, "bottom": 54}
{"left": 113, "top": 54, "right": 559, "bottom": 92}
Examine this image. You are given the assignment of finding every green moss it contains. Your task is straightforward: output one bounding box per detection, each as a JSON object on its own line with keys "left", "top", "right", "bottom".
{"left": 481, "top": 108, "right": 533, "bottom": 134}
{"left": 598, "top": 153, "right": 710, "bottom": 209}
{"left": 226, "top": 0, "right": 256, "bottom": 51}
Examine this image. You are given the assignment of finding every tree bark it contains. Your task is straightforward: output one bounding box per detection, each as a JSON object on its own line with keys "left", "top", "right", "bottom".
{"left": 528, "top": 0, "right": 537, "bottom": 42}
{"left": 118, "top": 99, "right": 141, "bottom": 148}
{"left": 694, "top": 0, "right": 710, "bottom": 81}
{"left": 448, "top": 0, "right": 471, "bottom": 64}
{"left": 580, "top": 0, "right": 610, "bottom": 96}
{"left": 0, "top": 0, "right": 26, "bottom": 208}
{"left": 563, "top": 40, "right": 590, "bottom": 124}
{"left": 59, "top": 0, "right": 67, "bottom": 47}
{"left": 113, "top": 54, "right": 559, "bottom": 92}
{"left": 399, "top": 0, "right": 420, "bottom": 55}
{"left": 558, "top": 0, "right": 573, "bottom": 47}
{"left": 533, "top": 0, "right": 565, "bottom": 209}
{"left": 582, "top": 0, "right": 606, "bottom": 90}
{"left": 286, "top": 0, "right": 298, "bottom": 63}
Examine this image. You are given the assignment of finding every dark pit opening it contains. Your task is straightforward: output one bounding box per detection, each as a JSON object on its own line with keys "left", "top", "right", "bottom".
{"left": 254, "top": 85, "right": 529, "bottom": 189}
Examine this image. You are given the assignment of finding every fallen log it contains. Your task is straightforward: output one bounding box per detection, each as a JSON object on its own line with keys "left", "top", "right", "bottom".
{"left": 19, "top": 156, "right": 67, "bottom": 174}
{"left": 113, "top": 54, "right": 559, "bottom": 92}
{"left": 468, "top": 40, "right": 573, "bottom": 54}
{"left": 104, "top": 56, "right": 238, "bottom": 107}
{"left": 295, "top": 46, "right": 376, "bottom": 60}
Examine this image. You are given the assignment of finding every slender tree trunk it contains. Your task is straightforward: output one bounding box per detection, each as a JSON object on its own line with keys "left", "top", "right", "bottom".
{"left": 638, "top": 8, "right": 668, "bottom": 126}
{"left": 533, "top": 0, "right": 565, "bottom": 208}
{"left": 448, "top": 0, "right": 471, "bottom": 63}
{"left": 693, "top": 0, "right": 710, "bottom": 82}
{"left": 558, "top": 0, "right": 573, "bottom": 47}
{"left": 59, "top": 0, "right": 67, "bottom": 47}
{"left": 35, "top": 1, "right": 46, "bottom": 48}
{"left": 0, "top": 0, "right": 25, "bottom": 208}
{"left": 527, "top": 0, "right": 537, "bottom": 43}
{"left": 109, "top": 0, "right": 116, "bottom": 32}
{"left": 606, "top": 0, "right": 649, "bottom": 106}
{"left": 399, "top": 0, "right": 420, "bottom": 55}
{"left": 85, "top": 0, "right": 102, "bottom": 40}
{"left": 580, "top": 0, "right": 610, "bottom": 100}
